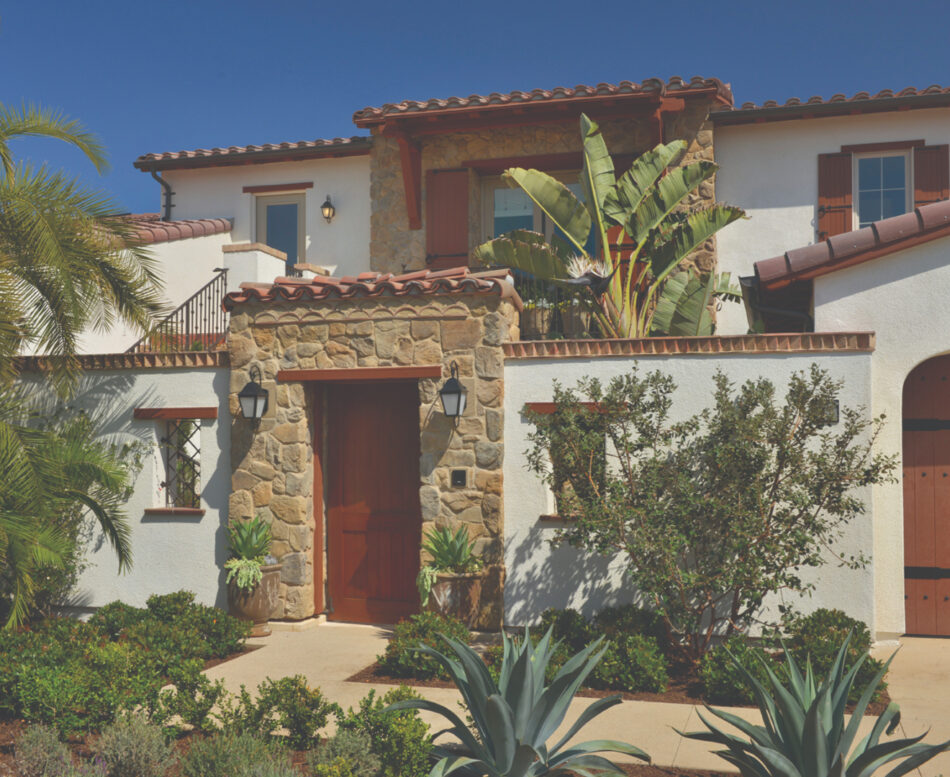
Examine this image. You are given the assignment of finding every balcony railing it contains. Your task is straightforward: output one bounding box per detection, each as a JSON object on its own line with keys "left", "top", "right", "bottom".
{"left": 505, "top": 269, "right": 598, "bottom": 340}
{"left": 127, "top": 269, "right": 229, "bottom": 353}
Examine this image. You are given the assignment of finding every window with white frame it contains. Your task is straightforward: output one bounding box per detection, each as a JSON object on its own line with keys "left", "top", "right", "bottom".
{"left": 854, "top": 152, "right": 912, "bottom": 228}
{"left": 255, "top": 193, "right": 305, "bottom": 266}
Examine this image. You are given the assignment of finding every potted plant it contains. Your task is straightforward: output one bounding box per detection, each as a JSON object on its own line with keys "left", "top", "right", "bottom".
{"left": 416, "top": 525, "right": 484, "bottom": 628}
{"left": 558, "top": 297, "right": 592, "bottom": 339}
{"left": 225, "top": 515, "right": 282, "bottom": 637}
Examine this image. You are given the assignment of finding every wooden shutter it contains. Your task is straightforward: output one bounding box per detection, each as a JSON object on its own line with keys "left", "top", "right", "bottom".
{"left": 425, "top": 169, "right": 469, "bottom": 269}
{"left": 914, "top": 145, "right": 950, "bottom": 207}
{"left": 817, "top": 152, "right": 853, "bottom": 241}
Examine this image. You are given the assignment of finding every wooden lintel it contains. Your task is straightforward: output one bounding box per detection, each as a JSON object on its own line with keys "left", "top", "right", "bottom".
{"left": 524, "top": 401, "right": 602, "bottom": 415}
{"left": 133, "top": 407, "right": 218, "bottom": 420}
{"left": 395, "top": 133, "right": 422, "bottom": 230}
{"left": 463, "top": 152, "right": 639, "bottom": 176}
{"left": 277, "top": 366, "right": 443, "bottom": 382}
{"left": 242, "top": 181, "right": 313, "bottom": 194}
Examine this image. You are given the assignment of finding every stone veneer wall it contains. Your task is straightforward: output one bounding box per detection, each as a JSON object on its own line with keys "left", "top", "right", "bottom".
{"left": 227, "top": 293, "right": 520, "bottom": 628}
{"left": 369, "top": 101, "right": 716, "bottom": 275}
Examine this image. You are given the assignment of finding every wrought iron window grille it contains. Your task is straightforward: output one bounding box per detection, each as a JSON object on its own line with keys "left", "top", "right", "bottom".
{"left": 160, "top": 419, "right": 201, "bottom": 508}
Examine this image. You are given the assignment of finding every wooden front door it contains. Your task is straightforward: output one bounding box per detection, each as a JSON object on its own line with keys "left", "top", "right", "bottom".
{"left": 903, "top": 355, "right": 950, "bottom": 635}
{"left": 326, "top": 382, "right": 421, "bottom": 623}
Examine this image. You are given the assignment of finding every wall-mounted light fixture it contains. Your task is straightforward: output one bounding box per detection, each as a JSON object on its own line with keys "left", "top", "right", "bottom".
{"left": 439, "top": 362, "right": 467, "bottom": 426}
{"left": 238, "top": 365, "right": 269, "bottom": 420}
{"left": 321, "top": 195, "right": 336, "bottom": 223}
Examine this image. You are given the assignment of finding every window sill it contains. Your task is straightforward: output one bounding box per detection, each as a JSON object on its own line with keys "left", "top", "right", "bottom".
{"left": 143, "top": 507, "right": 205, "bottom": 517}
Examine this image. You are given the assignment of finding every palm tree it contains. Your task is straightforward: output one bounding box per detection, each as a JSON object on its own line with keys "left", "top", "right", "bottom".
{"left": 0, "top": 103, "right": 164, "bottom": 385}
{"left": 474, "top": 114, "right": 744, "bottom": 337}
{"left": 0, "top": 104, "right": 161, "bottom": 625}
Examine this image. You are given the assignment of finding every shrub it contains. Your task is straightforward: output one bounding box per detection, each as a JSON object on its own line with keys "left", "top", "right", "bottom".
{"left": 14, "top": 724, "right": 71, "bottom": 777}
{"left": 179, "top": 731, "right": 288, "bottom": 777}
{"left": 146, "top": 590, "right": 198, "bottom": 621}
{"left": 94, "top": 714, "right": 175, "bottom": 777}
{"left": 590, "top": 633, "right": 668, "bottom": 693}
{"left": 88, "top": 601, "right": 147, "bottom": 638}
{"left": 377, "top": 612, "right": 471, "bottom": 680}
{"left": 538, "top": 608, "right": 592, "bottom": 651}
{"left": 783, "top": 608, "right": 887, "bottom": 703}
{"left": 336, "top": 686, "right": 432, "bottom": 777}
{"left": 700, "top": 634, "right": 780, "bottom": 705}
{"left": 246, "top": 675, "right": 337, "bottom": 750}
{"left": 148, "top": 659, "right": 230, "bottom": 737}
{"left": 309, "top": 730, "right": 382, "bottom": 777}
{"left": 592, "top": 604, "right": 667, "bottom": 644}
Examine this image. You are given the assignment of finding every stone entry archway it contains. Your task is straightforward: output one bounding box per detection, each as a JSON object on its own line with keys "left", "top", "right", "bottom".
{"left": 224, "top": 268, "right": 521, "bottom": 629}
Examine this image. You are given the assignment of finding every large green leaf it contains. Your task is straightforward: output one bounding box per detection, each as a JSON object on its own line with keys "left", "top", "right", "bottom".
{"left": 473, "top": 230, "right": 571, "bottom": 281}
{"left": 504, "top": 167, "right": 592, "bottom": 254}
{"left": 645, "top": 204, "right": 745, "bottom": 283}
{"left": 626, "top": 160, "right": 720, "bottom": 246}
{"left": 651, "top": 271, "right": 713, "bottom": 337}
{"left": 602, "top": 140, "right": 684, "bottom": 226}
{"left": 578, "top": 114, "right": 615, "bottom": 251}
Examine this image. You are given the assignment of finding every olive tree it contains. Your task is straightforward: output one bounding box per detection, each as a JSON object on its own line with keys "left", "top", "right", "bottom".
{"left": 526, "top": 366, "right": 896, "bottom": 664}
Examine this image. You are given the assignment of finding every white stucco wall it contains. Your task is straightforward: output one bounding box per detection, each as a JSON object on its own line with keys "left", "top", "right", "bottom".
{"left": 22, "top": 366, "right": 231, "bottom": 611}
{"left": 162, "top": 155, "right": 371, "bottom": 278}
{"left": 714, "top": 107, "right": 950, "bottom": 335}
{"left": 74, "top": 231, "right": 232, "bottom": 354}
{"left": 815, "top": 236, "right": 950, "bottom": 636}
{"left": 503, "top": 351, "right": 876, "bottom": 632}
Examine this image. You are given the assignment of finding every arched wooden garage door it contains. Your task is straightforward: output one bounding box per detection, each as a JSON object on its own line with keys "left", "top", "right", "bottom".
{"left": 903, "top": 355, "right": 950, "bottom": 635}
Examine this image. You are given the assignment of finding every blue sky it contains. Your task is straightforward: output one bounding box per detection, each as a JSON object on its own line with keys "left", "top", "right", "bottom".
{"left": 3, "top": 0, "right": 949, "bottom": 214}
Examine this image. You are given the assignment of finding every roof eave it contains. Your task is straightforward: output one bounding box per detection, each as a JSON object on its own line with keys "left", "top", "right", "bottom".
{"left": 134, "top": 138, "right": 374, "bottom": 173}
{"left": 713, "top": 93, "right": 950, "bottom": 126}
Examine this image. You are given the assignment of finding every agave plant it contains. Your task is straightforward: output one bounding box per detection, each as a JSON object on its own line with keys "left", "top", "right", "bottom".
{"left": 416, "top": 525, "right": 482, "bottom": 604}
{"left": 474, "top": 113, "right": 744, "bottom": 338}
{"left": 681, "top": 634, "right": 950, "bottom": 777}
{"left": 387, "top": 627, "right": 649, "bottom": 777}
{"left": 224, "top": 515, "right": 273, "bottom": 591}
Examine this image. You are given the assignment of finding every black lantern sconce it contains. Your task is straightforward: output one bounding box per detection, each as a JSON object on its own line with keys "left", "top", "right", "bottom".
{"left": 238, "top": 365, "right": 269, "bottom": 420}
{"left": 321, "top": 195, "right": 336, "bottom": 224}
{"left": 439, "top": 362, "right": 467, "bottom": 426}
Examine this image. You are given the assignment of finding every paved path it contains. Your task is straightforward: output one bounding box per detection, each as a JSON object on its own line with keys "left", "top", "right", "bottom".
{"left": 207, "top": 623, "right": 942, "bottom": 774}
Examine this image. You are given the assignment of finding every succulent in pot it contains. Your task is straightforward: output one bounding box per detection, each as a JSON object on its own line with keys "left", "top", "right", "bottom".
{"left": 225, "top": 515, "right": 282, "bottom": 637}
{"left": 416, "top": 525, "right": 484, "bottom": 628}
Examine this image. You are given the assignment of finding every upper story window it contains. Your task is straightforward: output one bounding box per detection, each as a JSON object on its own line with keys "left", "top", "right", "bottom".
{"left": 255, "top": 193, "right": 305, "bottom": 266}
{"left": 854, "top": 152, "right": 911, "bottom": 228}
{"left": 481, "top": 177, "right": 596, "bottom": 254}
{"left": 817, "top": 142, "right": 948, "bottom": 241}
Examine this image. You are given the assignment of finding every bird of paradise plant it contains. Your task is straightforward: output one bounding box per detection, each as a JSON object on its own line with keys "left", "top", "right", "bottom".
{"left": 474, "top": 114, "right": 745, "bottom": 338}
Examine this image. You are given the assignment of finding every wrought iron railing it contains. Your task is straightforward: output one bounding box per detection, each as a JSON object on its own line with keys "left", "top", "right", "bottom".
{"left": 505, "top": 269, "right": 597, "bottom": 341}
{"left": 127, "top": 269, "right": 229, "bottom": 353}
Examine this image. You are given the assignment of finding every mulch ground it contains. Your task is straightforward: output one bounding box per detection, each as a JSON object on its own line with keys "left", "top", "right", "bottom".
{"left": 347, "top": 661, "right": 891, "bottom": 715}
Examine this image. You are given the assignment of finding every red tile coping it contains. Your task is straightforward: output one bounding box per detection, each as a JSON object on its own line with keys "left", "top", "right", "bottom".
{"left": 713, "top": 84, "right": 950, "bottom": 125}
{"left": 223, "top": 267, "right": 522, "bottom": 311}
{"left": 17, "top": 351, "right": 229, "bottom": 372}
{"left": 133, "top": 407, "right": 218, "bottom": 420}
{"left": 353, "top": 77, "right": 733, "bottom": 126}
{"left": 134, "top": 136, "right": 372, "bottom": 171}
{"left": 503, "top": 333, "right": 875, "bottom": 359}
{"left": 123, "top": 214, "right": 232, "bottom": 245}
{"left": 755, "top": 200, "right": 950, "bottom": 289}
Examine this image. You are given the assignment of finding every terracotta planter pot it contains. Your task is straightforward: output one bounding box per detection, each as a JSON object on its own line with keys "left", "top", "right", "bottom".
{"left": 227, "top": 563, "right": 281, "bottom": 637}
{"left": 425, "top": 571, "right": 485, "bottom": 628}
{"left": 521, "top": 307, "right": 553, "bottom": 340}
{"left": 560, "top": 306, "right": 592, "bottom": 339}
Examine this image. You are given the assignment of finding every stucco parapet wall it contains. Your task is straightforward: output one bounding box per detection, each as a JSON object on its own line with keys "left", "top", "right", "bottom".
{"left": 16, "top": 351, "right": 229, "bottom": 372}
{"left": 503, "top": 333, "right": 876, "bottom": 359}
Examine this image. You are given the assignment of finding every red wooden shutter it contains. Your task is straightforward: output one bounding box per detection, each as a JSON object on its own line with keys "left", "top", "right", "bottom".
{"left": 425, "top": 169, "right": 469, "bottom": 269}
{"left": 817, "top": 152, "right": 853, "bottom": 241}
{"left": 914, "top": 145, "right": 950, "bottom": 207}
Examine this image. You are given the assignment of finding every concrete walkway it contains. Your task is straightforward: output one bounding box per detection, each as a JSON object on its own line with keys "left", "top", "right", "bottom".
{"left": 206, "top": 623, "right": 943, "bottom": 774}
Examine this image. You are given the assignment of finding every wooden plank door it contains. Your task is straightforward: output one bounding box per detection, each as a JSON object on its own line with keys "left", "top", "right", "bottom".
{"left": 326, "top": 382, "right": 421, "bottom": 623}
{"left": 903, "top": 355, "right": 950, "bottom": 635}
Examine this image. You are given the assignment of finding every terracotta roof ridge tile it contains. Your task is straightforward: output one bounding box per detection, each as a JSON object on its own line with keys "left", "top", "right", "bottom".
{"left": 755, "top": 200, "right": 950, "bottom": 287}
{"left": 353, "top": 76, "right": 731, "bottom": 124}
{"left": 121, "top": 214, "right": 232, "bottom": 245}
{"left": 720, "top": 83, "right": 950, "bottom": 117}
